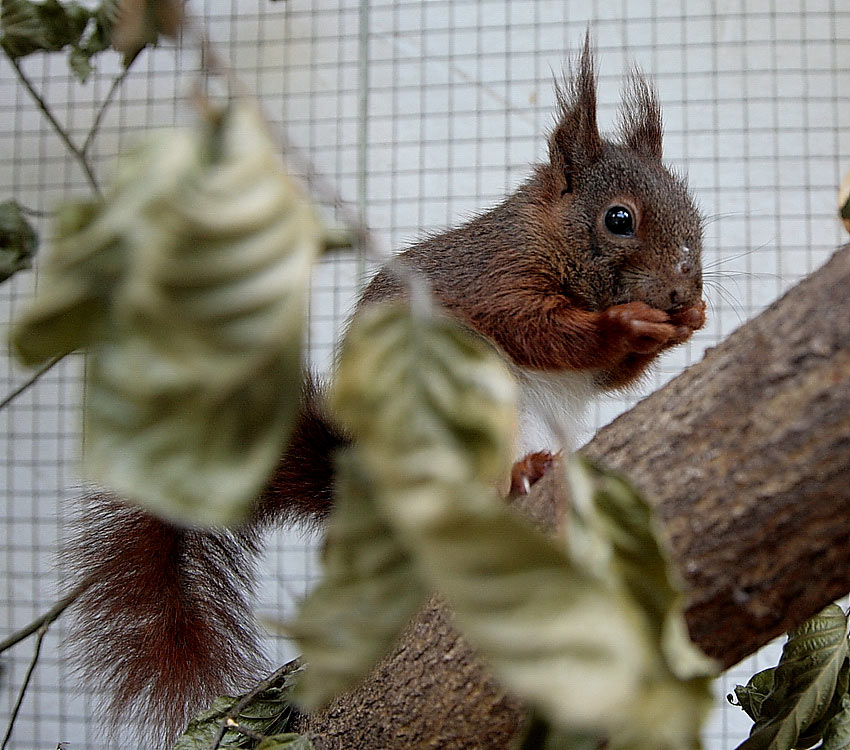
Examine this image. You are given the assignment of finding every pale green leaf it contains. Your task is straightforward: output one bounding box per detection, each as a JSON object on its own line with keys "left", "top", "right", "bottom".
{"left": 565, "top": 456, "right": 716, "bottom": 749}
{"left": 610, "top": 672, "right": 713, "bottom": 750}
{"left": 737, "top": 604, "right": 850, "bottom": 750}
{"left": 0, "top": 200, "right": 37, "bottom": 282}
{"left": 290, "top": 449, "right": 427, "bottom": 710}
{"left": 13, "top": 102, "right": 320, "bottom": 525}
{"left": 331, "top": 301, "right": 517, "bottom": 485}
{"left": 566, "top": 456, "right": 717, "bottom": 682}
{"left": 85, "top": 104, "right": 320, "bottom": 525}
{"left": 329, "top": 302, "right": 644, "bottom": 730}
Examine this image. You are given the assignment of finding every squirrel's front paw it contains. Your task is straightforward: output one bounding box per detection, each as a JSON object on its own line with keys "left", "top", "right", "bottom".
{"left": 602, "top": 301, "right": 690, "bottom": 354}
{"left": 669, "top": 299, "right": 707, "bottom": 332}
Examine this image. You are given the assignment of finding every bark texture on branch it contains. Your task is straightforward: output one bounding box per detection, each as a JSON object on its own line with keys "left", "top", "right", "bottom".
{"left": 293, "top": 246, "right": 850, "bottom": 748}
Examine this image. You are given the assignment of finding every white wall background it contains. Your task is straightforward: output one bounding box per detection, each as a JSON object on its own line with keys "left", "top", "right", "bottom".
{"left": 1, "top": 1, "right": 849, "bottom": 747}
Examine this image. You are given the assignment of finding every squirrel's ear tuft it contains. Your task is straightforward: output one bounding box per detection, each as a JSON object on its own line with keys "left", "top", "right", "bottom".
{"left": 549, "top": 33, "right": 603, "bottom": 192}
{"left": 619, "top": 68, "right": 663, "bottom": 160}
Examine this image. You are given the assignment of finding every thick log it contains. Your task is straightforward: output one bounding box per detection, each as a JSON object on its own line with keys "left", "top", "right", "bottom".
{"left": 292, "top": 245, "right": 850, "bottom": 748}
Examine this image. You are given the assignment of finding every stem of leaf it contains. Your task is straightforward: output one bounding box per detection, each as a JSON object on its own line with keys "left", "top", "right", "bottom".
{"left": 4, "top": 54, "right": 102, "bottom": 197}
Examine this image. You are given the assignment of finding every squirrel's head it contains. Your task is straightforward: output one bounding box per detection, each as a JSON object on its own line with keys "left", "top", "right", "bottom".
{"left": 539, "top": 36, "right": 703, "bottom": 314}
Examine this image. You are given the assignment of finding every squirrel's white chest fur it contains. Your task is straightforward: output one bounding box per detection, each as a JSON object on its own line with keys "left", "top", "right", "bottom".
{"left": 510, "top": 366, "right": 599, "bottom": 456}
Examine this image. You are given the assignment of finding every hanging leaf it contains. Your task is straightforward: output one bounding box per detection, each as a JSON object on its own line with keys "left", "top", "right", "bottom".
{"left": 12, "top": 101, "right": 321, "bottom": 525}
{"left": 0, "top": 0, "right": 89, "bottom": 58}
{"left": 736, "top": 604, "right": 850, "bottom": 750}
{"left": 289, "top": 449, "right": 427, "bottom": 709}
{"left": 331, "top": 301, "right": 517, "bottom": 485}
{"left": 328, "top": 302, "right": 646, "bottom": 731}
{"left": 0, "top": 200, "right": 38, "bottom": 282}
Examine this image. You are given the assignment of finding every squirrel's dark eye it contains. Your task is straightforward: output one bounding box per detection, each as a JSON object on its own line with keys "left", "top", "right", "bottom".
{"left": 604, "top": 206, "right": 635, "bottom": 237}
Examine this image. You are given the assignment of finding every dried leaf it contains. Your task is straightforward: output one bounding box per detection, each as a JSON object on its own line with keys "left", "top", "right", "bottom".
{"left": 111, "top": 0, "right": 180, "bottom": 65}
{"left": 13, "top": 102, "right": 320, "bottom": 525}
{"left": 0, "top": 200, "right": 37, "bottom": 281}
{"left": 737, "top": 604, "right": 850, "bottom": 750}
{"left": 290, "top": 449, "right": 427, "bottom": 709}
{"left": 729, "top": 668, "right": 777, "bottom": 723}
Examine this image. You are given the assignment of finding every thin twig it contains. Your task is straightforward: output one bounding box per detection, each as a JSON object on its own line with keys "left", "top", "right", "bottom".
{"left": 209, "top": 658, "right": 302, "bottom": 750}
{"left": 83, "top": 64, "right": 133, "bottom": 156}
{"left": 1, "top": 623, "right": 48, "bottom": 750}
{"left": 224, "top": 718, "right": 265, "bottom": 742}
{"left": 0, "top": 578, "right": 91, "bottom": 654}
{"left": 0, "top": 355, "right": 65, "bottom": 413}
{"left": 186, "top": 17, "right": 378, "bottom": 261}
{"left": 5, "top": 54, "right": 102, "bottom": 197}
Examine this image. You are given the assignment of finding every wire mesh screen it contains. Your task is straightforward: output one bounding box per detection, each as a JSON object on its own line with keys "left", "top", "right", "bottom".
{"left": 1, "top": 1, "right": 849, "bottom": 747}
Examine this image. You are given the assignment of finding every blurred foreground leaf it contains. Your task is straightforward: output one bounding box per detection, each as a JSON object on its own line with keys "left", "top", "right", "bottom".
{"left": 567, "top": 457, "right": 716, "bottom": 750}
{"left": 12, "top": 101, "right": 320, "bottom": 525}
{"left": 311, "top": 302, "right": 647, "bottom": 731}
{"left": 289, "top": 449, "right": 427, "bottom": 708}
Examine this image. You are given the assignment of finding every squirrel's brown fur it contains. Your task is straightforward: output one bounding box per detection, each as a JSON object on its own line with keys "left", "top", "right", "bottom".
{"left": 65, "top": 37, "right": 705, "bottom": 746}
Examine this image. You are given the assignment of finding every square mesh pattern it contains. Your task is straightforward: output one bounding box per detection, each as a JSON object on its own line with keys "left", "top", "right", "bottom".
{"left": 1, "top": 1, "right": 849, "bottom": 747}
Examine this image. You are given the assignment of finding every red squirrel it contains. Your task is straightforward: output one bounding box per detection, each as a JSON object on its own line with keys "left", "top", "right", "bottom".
{"left": 64, "top": 40, "right": 705, "bottom": 746}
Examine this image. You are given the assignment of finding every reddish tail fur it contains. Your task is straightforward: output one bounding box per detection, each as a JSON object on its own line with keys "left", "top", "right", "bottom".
{"left": 63, "top": 381, "right": 346, "bottom": 746}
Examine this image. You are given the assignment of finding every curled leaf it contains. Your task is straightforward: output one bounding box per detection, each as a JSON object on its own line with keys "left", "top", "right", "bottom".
{"left": 290, "top": 449, "right": 427, "bottom": 710}
{"left": 0, "top": 200, "right": 37, "bottom": 282}
{"left": 729, "top": 668, "right": 777, "bottom": 723}
{"left": 737, "top": 604, "right": 850, "bottom": 750}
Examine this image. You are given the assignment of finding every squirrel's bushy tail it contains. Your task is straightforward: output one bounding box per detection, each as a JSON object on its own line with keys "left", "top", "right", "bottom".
{"left": 63, "top": 498, "right": 268, "bottom": 746}
{"left": 63, "top": 380, "right": 347, "bottom": 746}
